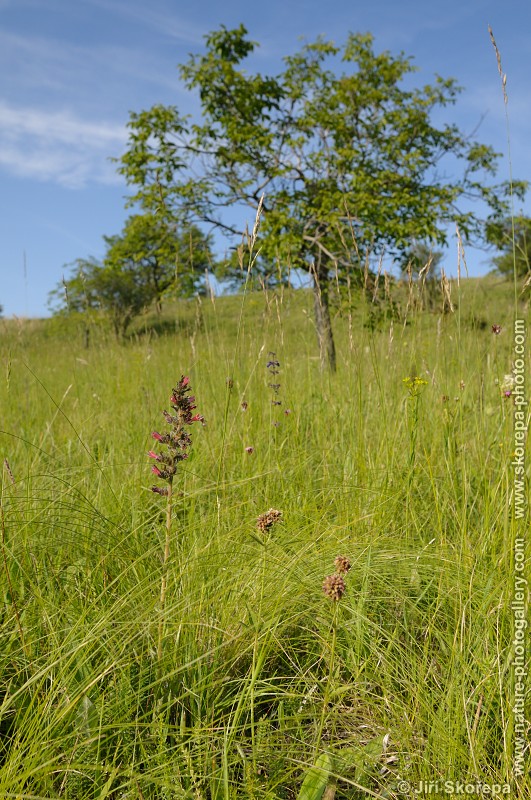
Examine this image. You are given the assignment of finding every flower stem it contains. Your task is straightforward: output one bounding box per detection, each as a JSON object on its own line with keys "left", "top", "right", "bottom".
{"left": 315, "top": 602, "right": 339, "bottom": 756}
{"left": 157, "top": 478, "right": 173, "bottom": 667}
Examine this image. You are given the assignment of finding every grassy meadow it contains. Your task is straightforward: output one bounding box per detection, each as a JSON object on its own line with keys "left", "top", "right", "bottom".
{"left": 0, "top": 275, "right": 528, "bottom": 798}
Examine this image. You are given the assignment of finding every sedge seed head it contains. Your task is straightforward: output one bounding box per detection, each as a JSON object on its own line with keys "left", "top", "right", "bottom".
{"left": 322, "top": 574, "right": 346, "bottom": 601}
{"left": 334, "top": 555, "right": 351, "bottom": 575}
{"left": 257, "top": 508, "right": 282, "bottom": 532}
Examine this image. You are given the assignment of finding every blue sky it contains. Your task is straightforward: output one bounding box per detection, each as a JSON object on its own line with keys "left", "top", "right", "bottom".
{"left": 1, "top": 0, "right": 530, "bottom": 317}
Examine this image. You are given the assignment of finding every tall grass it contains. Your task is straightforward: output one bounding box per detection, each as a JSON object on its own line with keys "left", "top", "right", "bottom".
{"left": 0, "top": 275, "right": 528, "bottom": 798}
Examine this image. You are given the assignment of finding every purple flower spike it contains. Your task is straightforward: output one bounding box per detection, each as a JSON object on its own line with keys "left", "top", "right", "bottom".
{"left": 149, "top": 375, "right": 202, "bottom": 493}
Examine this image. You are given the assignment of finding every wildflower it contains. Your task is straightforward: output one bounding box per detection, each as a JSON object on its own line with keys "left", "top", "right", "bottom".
{"left": 322, "top": 574, "right": 346, "bottom": 601}
{"left": 492, "top": 324, "right": 502, "bottom": 335}
{"left": 241, "top": 401, "right": 248, "bottom": 411}
{"left": 504, "top": 391, "right": 512, "bottom": 398}
{"left": 403, "top": 376, "right": 428, "bottom": 398}
{"left": 284, "top": 408, "right": 292, "bottom": 415}
{"left": 459, "top": 380, "right": 466, "bottom": 391}
{"left": 245, "top": 446, "right": 254, "bottom": 454}
{"left": 403, "top": 376, "right": 428, "bottom": 390}
{"left": 149, "top": 375, "right": 202, "bottom": 493}
{"left": 501, "top": 374, "right": 515, "bottom": 392}
{"left": 257, "top": 508, "right": 282, "bottom": 532}
{"left": 267, "top": 353, "right": 283, "bottom": 424}
{"left": 334, "top": 555, "right": 351, "bottom": 575}
{"left": 151, "top": 485, "right": 169, "bottom": 496}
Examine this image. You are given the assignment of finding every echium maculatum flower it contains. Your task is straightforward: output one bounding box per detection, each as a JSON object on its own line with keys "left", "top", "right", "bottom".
{"left": 149, "top": 375, "right": 203, "bottom": 495}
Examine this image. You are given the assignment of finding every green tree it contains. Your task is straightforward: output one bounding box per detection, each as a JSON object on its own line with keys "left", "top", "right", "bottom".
{"left": 117, "top": 25, "right": 525, "bottom": 369}
{"left": 50, "top": 256, "right": 153, "bottom": 338}
{"left": 105, "top": 214, "right": 212, "bottom": 313}
{"left": 487, "top": 215, "right": 531, "bottom": 280}
{"left": 50, "top": 216, "right": 213, "bottom": 337}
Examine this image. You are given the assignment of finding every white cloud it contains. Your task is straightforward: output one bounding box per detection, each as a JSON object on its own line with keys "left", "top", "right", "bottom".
{"left": 0, "top": 102, "right": 126, "bottom": 147}
{"left": 85, "top": 0, "right": 206, "bottom": 45}
{"left": 0, "top": 102, "right": 127, "bottom": 187}
{"left": 0, "top": 28, "right": 188, "bottom": 105}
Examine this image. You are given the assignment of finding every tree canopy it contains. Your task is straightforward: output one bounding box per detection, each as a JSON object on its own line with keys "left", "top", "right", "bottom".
{"left": 487, "top": 215, "right": 531, "bottom": 280}
{"left": 117, "top": 25, "right": 526, "bottom": 366}
{"left": 51, "top": 215, "right": 213, "bottom": 337}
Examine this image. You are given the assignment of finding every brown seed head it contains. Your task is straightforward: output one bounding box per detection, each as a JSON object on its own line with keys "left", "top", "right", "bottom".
{"left": 257, "top": 508, "right": 282, "bottom": 532}
{"left": 334, "top": 555, "right": 351, "bottom": 575}
{"left": 322, "top": 574, "right": 346, "bottom": 601}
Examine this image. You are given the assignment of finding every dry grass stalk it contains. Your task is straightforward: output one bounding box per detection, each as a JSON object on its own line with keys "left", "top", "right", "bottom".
{"left": 455, "top": 224, "right": 469, "bottom": 287}
{"left": 250, "top": 194, "right": 265, "bottom": 250}
{"left": 488, "top": 25, "right": 508, "bottom": 105}
{"left": 440, "top": 268, "right": 454, "bottom": 313}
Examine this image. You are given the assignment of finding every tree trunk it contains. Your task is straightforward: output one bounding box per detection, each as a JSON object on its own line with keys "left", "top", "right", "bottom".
{"left": 312, "top": 257, "right": 337, "bottom": 372}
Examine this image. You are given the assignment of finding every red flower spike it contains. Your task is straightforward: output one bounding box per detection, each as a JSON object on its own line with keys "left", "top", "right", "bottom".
{"left": 150, "top": 375, "right": 202, "bottom": 492}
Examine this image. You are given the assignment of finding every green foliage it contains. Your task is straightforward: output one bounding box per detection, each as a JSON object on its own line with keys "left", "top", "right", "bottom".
{"left": 50, "top": 214, "right": 213, "bottom": 336}
{"left": 118, "top": 25, "right": 526, "bottom": 276}
{"left": 487, "top": 215, "right": 531, "bottom": 279}
{"left": 297, "top": 752, "right": 333, "bottom": 800}
{"left": 105, "top": 213, "right": 212, "bottom": 308}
